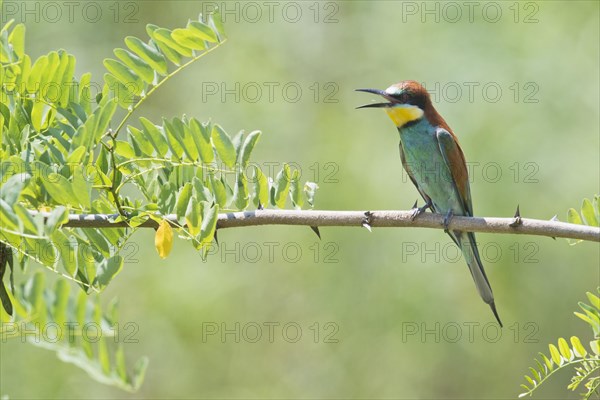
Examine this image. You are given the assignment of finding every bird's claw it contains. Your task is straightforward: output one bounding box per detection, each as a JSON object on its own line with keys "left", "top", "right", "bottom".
{"left": 410, "top": 199, "right": 432, "bottom": 221}
{"left": 443, "top": 210, "right": 454, "bottom": 234}
{"left": 362, "top": 211, "right": 373, "bottom": 232}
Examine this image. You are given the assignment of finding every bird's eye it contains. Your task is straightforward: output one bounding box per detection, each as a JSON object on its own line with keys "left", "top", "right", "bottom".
{"left": 398, "top": 93, "right": 409, "bottom": 103}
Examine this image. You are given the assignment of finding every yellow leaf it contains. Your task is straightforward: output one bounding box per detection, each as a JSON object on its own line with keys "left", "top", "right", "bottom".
{"left": 557, "top": 337, "right": 572, "bottom": 361}
{"left": 155, "top": 220, "right": 173, "bottom": 259}
{"left": 549, "top": 344, "right": 562, "bottom": 366}
{"left": 570, "top": 336, "right": 587, "bottom": 357}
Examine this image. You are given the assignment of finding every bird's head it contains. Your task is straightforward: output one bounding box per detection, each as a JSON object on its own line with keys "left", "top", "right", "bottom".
{"left": 356, "top": 80, "right": 432, "bottom": 128}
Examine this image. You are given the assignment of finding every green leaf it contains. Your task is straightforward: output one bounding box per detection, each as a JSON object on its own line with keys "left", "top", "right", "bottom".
{"left": 528, "top": 367, "right": 540, "bottom": 382}
{"left": 71, "top": 114, "right": 95, "bottom": 151}
{"left": 72, "top": 165, "right": 92, "bottom": 209}
{"left": 192, "top": 176, "right": 212, "bottom": 202}
{"left": 189, "top": 118, "right": 213, "bottom": 163}
{"left": 567, "top": 208, "right": 582, "bottom": 225}
{"left": 185, "top": 196, "right": 202, "bottom": 236}
{"left": 177, "top": 119, "right": 199, "bottom": 161}
{"left": 139, "top": 117, "right": 169, "bottom": 156}
{"left": 211, "top": 124, "right": 236, "bottom": 168}
{"left": 145, "top": 25, "right": 184, "bottom": 65}
{"left": 232, "top": 170, "right": 249, "bottom": 210}
{"left": 207, "top": 9, "right": 226, "bottom": 41}
{"left": 304, "top": 182, "right": 318, "bottom": 207}
{"left": 13, "top": 203, "right": 38, "bottom": 234}
{"left": 31, "top": 101, "right": 51, "bottom": 132}
{"left": 208, "top": 172, "right": 227, "bottom": 208}
{"left": 176, "top": 183, "right": 193, "bottom": 219}
{"left": 557, "top": 337, "right": 572, "bottom": 361}
{"left": 113, "top": 48, "right": 155, "bottom": 84}
{"left": 78, "top": 72, "right": 94, "bottom": 114}
{"left": 94, "top": 255, "right": 124, "bottom": 290}
{"left": 93, "top": 100, "right": 118, "bottom": 143}
{"left": 104, "top": 73, "right": 135, "bottom": 109}
{"left": 66, "top": 146, "right": 87, "bottom": 164}
{"left": 0, "top": 172, "right": 30, "bottom": 205}
{"left": 549, "top": 343, "right": 562, "bottom": 366}
{"left": 0, "top": 199, "right": 20, "bottom": 232}
{"left": 26, "top": 55, "right": 47, "bottom": 92}
{"left": 540, "top": 352, "right": 554, "bottom": 371}
{"left": 115, "top": 140, "right": 136, "bottom": 159}
{"left": 188, "top": 21, "right": 218, "bottom": 42}
{"left": 162, "top": 118, "right": 184, "bottom": 159}
{"left": 171, "top": 28, "right": 206, "bottom": 51}
{"left": 81, "top": 227, "right": 110, "bottom": 259}
{"left": 8, "top": 23, "right": 25, "bottom": 58}
{"left": 157, "top": 182, "right": 176, "bottom": 214}
{"left": 27, "top": 271, "right": 47, "bottom": 324}
{"left": 586, "top": 291, "right": 600, "bottom": 310}
{"left": 574, "top": 311, "right": 594, "bottom": 326}
{"left": 103, "top": 59, "right": 144, "bottom": 96}
{"left": 581, "top": 198, "right": 598, "bottom": 226}
{"left": 197, "top": 203, "right": 218, "bottom": 248}
{"left": 524, "top": 375, "right": 535, "bottom": 387}
{"left": 124, "top": 36, "right": 167, "bottom": 76}
{"left": 570, "top": 336, "right": 587, "bottom": 357}
{"left": 149, "top": 27, "right": 193, "bottom": 57}
{"left": 127, "top": 126, "right": 155, "bottom": 156}
{"left": 40, "top": 172, "right": 80, "bottom": 206}
{"left": 44, "top": 206, "right": 69, "bottom": 234}
{"left": 237, "top": 130, "right": 261, "bottom": 168}
{"left": 273, "top": 164, "right": 291, "bottom": 208}
{"left": 252, "top": 166, "right": 268, "bottom": 208}
{"left": 52, "top": 279, "right": 70, "bottom": 327}
{"left": 289, "top": 169, "right": 303, "bottom": 209}
{"left": 50, "top": 230, "right": 78, "bottom": 276}
{"left": 58, "top": 53, "right": 76, "bottom": 107}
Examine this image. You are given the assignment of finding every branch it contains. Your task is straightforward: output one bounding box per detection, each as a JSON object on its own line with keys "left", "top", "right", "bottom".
{"left": 32, "top": 210, "right": 600, "bottom": 242}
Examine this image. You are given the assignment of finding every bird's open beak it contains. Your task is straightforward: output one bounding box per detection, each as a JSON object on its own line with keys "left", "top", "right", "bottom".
{"left": 355, "top": 88, "right": 395, "bottom": 109}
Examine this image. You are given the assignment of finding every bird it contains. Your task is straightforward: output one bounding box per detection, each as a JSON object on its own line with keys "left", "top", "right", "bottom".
{"left": 356, "top": 80, "right": 502, "bottom": 327}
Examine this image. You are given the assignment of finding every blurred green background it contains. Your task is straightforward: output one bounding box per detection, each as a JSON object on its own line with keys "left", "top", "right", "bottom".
{"left": 1, "top": 1, "right": 599, "bottom": 398}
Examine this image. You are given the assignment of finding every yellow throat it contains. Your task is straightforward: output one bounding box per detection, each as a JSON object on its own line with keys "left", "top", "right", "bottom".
{"left": 384, "top": 104, "right": 424, "bottom": 128}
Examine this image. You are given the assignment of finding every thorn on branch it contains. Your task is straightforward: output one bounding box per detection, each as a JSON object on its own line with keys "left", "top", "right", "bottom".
{"left": 550, "top": 215, "right": 558, "bottom": 240}
{"left": 509, "top": 205, "right": 522, "bottom": 227}
{"left": 310, "top": 226, "right": 321, "bottom": 239}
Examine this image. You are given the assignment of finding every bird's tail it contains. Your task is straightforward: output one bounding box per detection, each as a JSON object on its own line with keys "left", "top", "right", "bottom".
{"left": 456, "top": 231, "right": 502, "bottom": 327}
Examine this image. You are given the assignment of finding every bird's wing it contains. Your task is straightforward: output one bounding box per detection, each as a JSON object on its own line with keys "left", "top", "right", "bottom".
{"left": 399, "top": 141, "right": 432, "bottom": 205}
{"left": 434, "top": 128, "right": 473, "bottom": 216}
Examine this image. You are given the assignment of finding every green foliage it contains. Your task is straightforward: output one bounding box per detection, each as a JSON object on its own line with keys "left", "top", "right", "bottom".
{"left": 0, "top": 271, "right": 148, "bottom": 392}
{"left": 0, "top": 11, "right": 317, "bottom": 391}
{"left": 519, "top": 289, "right": 600, "bottom": 398}
{"left": 566, "top": 195, "right": 600, "bottom": 245}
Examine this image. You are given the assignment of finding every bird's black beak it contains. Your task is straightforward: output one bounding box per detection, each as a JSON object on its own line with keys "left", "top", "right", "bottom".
{"left": 355, "top": 88, "right": 395, "bottom": 109}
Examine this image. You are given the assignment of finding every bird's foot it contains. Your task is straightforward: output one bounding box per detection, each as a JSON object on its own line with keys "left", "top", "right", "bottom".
{"left": 410, "top": 199, "right": 432, "bottom": 220}
{"left": 443, "top": 210, "right": 454, "bottom": 234}
{"left": 362, "top": 211, "right": 373, "bottom": 232}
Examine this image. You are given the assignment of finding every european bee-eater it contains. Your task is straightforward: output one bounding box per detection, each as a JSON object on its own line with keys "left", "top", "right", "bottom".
{"left": 357, "top": 80, "right": 502, "bottom": 326}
